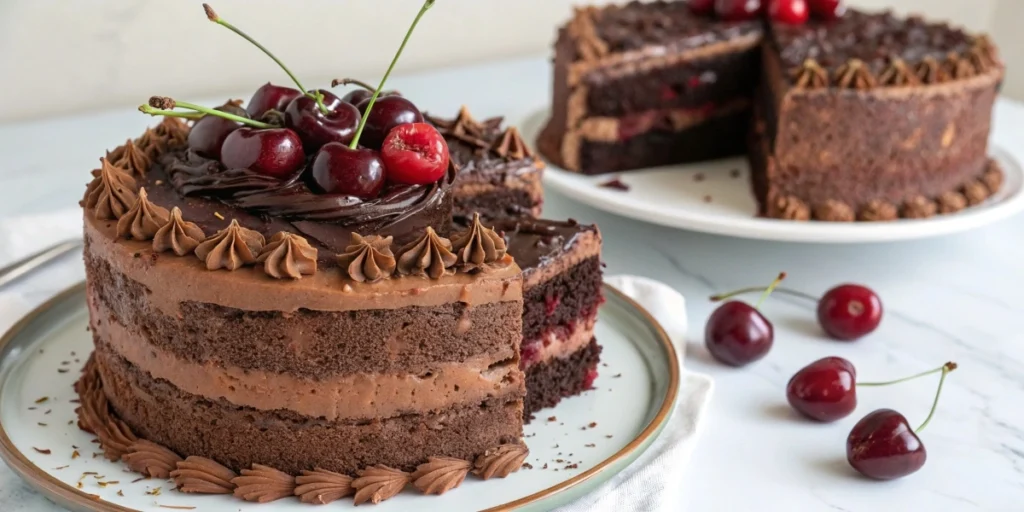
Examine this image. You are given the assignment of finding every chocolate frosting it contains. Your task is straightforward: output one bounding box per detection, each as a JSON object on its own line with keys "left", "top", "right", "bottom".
{"left": 153, "top": 207, "right": 206, "bottom": 256}
{"left": 472, "top": 443, "right": 528, "bottom": 479}
{"left": 396, "top": 226, "right": 456, "bottom": 279}
{"left": 154, "top": 117, "right": 189, "bottom": 147}
{"left": 294, "top": 468, "right": 354, "bottom": 504}
{"left": 232, "top": 464, "right": 296, "bottom": 503}
{"left": 585, "top": 1, "right": 762, "bottom": 55}
{"left": 337, "top": 233, "right": 396, "bottom": 283}
{"left": 352, "top": 465, "right": 410, "bottom": 505}
{"left": 791, "top": 59, "right": 829, "bottom": 89}
{"left": 113, "top": 139, "right": 152, "bottom": 176}
{"left": 451, "top": 213, "right": 510, "bottom": 272}
{"left": 122, "top": 439, "right": 182, "bottom": 479}
{"left": 75, "top": 364, "right": 138, "bottom": 461}
{"left": 412, "top": 457, "right": 471, "bottom": 495}
{"left": 426, "top": 107, "right": 540, "bottom": 185}
{"left": 171, "top": 456, "right": 238, "bottom": 495}
{"left": 483, "top": 217, "right": 598, "bottom": 276}
{"left": 195, "top": 219, "right": 265, "bottom": 271}
{"left": 83, "top": 159, "right": 137, "bottom": 221}
{"left": 116, "top": 187, "right": 169, "bottom": 241}
{"left": 834, "top": 59, "right": 876, "bottom": 90}
{"left": 257, "top": 232, "right": 318, "bottom": 279}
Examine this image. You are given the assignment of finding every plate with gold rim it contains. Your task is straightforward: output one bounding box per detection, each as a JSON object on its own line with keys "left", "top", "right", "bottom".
{"left": 0, "top": 282, "right": 679, "bottom": 512}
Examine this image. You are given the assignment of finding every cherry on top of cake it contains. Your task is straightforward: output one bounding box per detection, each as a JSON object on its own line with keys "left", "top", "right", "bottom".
{"left": 425, "top": 107, "right": 536, "bottom": 175}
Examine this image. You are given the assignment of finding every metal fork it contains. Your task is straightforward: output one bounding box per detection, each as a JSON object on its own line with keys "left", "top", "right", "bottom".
{"left": 0, "top": 239, "right": 83, "bottom": 290}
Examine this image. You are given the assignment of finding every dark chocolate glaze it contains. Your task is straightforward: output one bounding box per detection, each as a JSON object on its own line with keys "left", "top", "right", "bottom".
{"left": 142, "top": 145, "right": 455, "bottom": 261}
{"left": 425, "top": 113, "right": 540, "bottom": 185}
{"left": 453, "top": 216, "right": 597, "bottom": 277}
{"left": 588, "top": 1, "right": 762, "bottom": 56}
{"left": 772, "top": 9, "right": 974, "bottom": 73}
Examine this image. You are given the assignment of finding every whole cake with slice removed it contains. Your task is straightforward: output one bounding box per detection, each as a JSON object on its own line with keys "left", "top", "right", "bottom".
{"left": 538, "top": 0, "right": 1005, "bottom": 222}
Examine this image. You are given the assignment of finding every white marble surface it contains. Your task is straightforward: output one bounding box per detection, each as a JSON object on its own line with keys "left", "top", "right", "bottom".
{"left": 1, "top": 57, "right": 1023, "bottom": 511}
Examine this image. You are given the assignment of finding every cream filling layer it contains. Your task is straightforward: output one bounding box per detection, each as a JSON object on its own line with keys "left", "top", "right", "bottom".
{"left": 89, "top": 293, "right": 523, "bottom": 422}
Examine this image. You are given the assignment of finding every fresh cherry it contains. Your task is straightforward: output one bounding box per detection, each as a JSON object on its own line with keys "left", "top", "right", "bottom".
{"left": 688, "top": 0, "right": 715, "bottom": 15}
{"left": 705, "top": 273, "right": 785, "bottom": 367}
{"left": 187, "top": 103, "right": 247, "bottom": 159}
{"left": 818, "top": 284, "right": 882, "bottom": 341}
{"left": 220, "top": 127, "right": 305, "bottom": 178}
{"left": 847, "top": 362, "right": 956, "bottom": 480}
{"left": 246, "top": 83, "right": 302, "bottom": 119}
{"left": 309, "top": 143, "right": 386, "bottom": 199}
{"left": 787, "top": 357, "right": 857, "bottom": 422}
{"left": 356, "top": 95, "right": 424, "bottom": 150}
{"left": 284, "top": 90, "right": 361, "bottom": 152}
{"left": 807, "top": 0, "right": 846, "bottom": 20}
{"left": 380, "top": 123, "right": 449, "bottom": 185}
{"left": 714, "top": 0, "right": 763, "bottom": 21}
{"left": 768, "top": 0, "right": 809, "bottom": 24}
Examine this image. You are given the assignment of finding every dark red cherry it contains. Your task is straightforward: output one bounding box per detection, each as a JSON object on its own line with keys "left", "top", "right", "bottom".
{"left": 768, "top": 0, "right": 809, "bottom": 24}
{"left": 284, "top": 90, "right": 361, "bottom": 153}
{"left": 187, "top": 104, "right": 247, "bottom": 159}
{"left": 847, "top": 409, "right": 926, "bottom": 480}
{"left": 380, "top": 123, "right": 449, "bottom": 185}
{"left": 356, "top": 95, "right": 424, "bottom": 150}
{"left": 714, "top": 0, "right": 763, "bottom": 21}
{"left": 688, "top": 0, "right": 715, "bottom": 15}
{"left": 246, "top": 83, "right": 302, "bottom": 119}
{"left": 309, "top": 143, "right": 386, "bottom": 199}
{"left": 807, "top": 0, "right": 846, "bottom": 20}
{"left": 818, "top": 284, "right": 882, "bottom": 341}
{"left": 220, "top": 127, "right": 305, "bottom": 178}
{"left": 787, "top": 357, "right": 857, "bottom": 422}
{"left": 341, "top": 89, "right": 399, "bottom": 106}
{"left": 705, "top": 301, "right": 773, "bottom": 366}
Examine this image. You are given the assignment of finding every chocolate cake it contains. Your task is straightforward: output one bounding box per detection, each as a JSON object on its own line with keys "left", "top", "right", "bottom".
{"left": 538, "top": 2, "right": 1005, "bottom": 222}
{"left": 428, "top": 107, "right": 545, "bottom": 220}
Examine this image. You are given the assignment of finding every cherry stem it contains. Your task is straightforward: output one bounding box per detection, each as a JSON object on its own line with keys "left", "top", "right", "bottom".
{"left": 915, "top": 362, "right": 957, "bottom": 433}
{"left": 858, "top": 363, "right": 952, "bottom": 387}
{"left": 711, "top": 285, "right": 816, "bottom": 303}
{"left": 349, "top": 0, "right": 435, "bottom": 149}
{"left": 753, "top": 272, "right": 787, "bottom": 310}
{"left": 202, "top": 3, "right": 328, "bottom": 115}
{"left": 139, "top": 101, "right": 272, "bottom": 129}
{"left": 331, "top": 78, "right": 376, "bottom": 91}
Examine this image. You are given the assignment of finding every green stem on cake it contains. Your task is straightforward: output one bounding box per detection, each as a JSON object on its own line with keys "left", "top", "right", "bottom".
{"left": 349, "top": 0, "right": 435, "bottom": 149}
{"left": 140, "top": 98, "right": 273, "bottom": 129}
{"left": 202, "top": 3, "right": 328, "bottom": 115}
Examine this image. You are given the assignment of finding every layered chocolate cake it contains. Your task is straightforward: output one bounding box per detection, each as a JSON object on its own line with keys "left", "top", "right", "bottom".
{"left": 538, "top": 1, "right": 1005, "bottom": 221}
{"left": 75, "top": 2, "right": 533, "bottom": 506}
{"left": 428, "top": 107, "right": 545, "bottom": 220}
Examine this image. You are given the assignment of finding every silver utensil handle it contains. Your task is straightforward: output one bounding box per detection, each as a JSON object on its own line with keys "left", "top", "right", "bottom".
{"left": 0, "top": 240, "right": 83, "bottom": 290}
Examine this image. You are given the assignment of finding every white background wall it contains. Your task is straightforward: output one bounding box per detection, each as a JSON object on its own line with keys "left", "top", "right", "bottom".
{"left": 0, "top": 0, "right": 1013, "bottom": 122}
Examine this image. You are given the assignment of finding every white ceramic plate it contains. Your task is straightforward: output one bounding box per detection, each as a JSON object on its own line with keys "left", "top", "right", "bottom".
{"left": 0, "top": 283, "right": 678, "bottom": 512}
{"left": 519, "top": 108, "right": 1024, "bottom": 243}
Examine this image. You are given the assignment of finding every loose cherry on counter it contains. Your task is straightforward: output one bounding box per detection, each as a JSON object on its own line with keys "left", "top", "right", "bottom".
{"left": 787, "top": 359, "right": 954, "bottom": 422}
{"left": 688, "top": 0, "right": 715, "bottom": 15}
{"left": 705, "top": 272, "right": 785, "bottom": 367}
{"left": 715, "top": 0, "right": 763, "bottom": 21}
{"left": 847, "top": 362, "right": 957, "bottom": 480}
{"left": 711, "top": 282, "right": 882, "bottom": 341}
{"left": 246, "top": 82, "right": 302, "bottom": 119}
{"left": 768, "top": 0, "right": 809, "bottom": 24}
{"left": 807, "top": 0, "right": 846, "bottom": 20}
{"left": 187, "top": 102, "right": 247, "bottom": 159}
{"left": 380, "top": 123, "right": 449, "bottom": 185}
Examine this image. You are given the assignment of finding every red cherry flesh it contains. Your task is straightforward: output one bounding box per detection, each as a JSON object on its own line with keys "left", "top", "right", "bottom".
{"left": 219, "top": 127, "right": 305, "bottom": 179}
{"left": 818, "top": 284, "right": 882, "bottom": 341}
{"left": 688, "top": 0, "right": 715, "bottom": 15}
{"left": 356, "top": 95, "right": 424, "bottom": 150}
{"left": 284, "top": 90, "right": 361, "bottom": 153}
{"left": 768, "top": 0, "right": 809, "bottom": 24}
{"left": 807, "top": 0, "right": 846, "bottom": 20}
{"left": 309, "top": 143, "right": 386, "bottom": 199}
{"left": 715, "top": 0, "right": 763, "bottom": 21}
{"left": 705, "top": 301, "right": 774, "bottom": 367}
{"left": 380, "top": 123, "right": 450, "bottom": 185}
{"left": 246, "top": 83, "right": 302, "bottom": 119}
{"left": 847, "top": 409, "right": 926, "bottom": 480}
{"left": 187, "top": 104, "right": 247, "bottom": 159}
{"left": 787, "top": 357, "right": 857, "bottom": 422}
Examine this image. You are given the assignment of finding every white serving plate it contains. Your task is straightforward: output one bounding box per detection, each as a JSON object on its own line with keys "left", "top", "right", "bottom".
{"left": 0, "top": 283, "right": 678, "bottom": 512}
{"left": 519, "top": 108, "right": 1024, "bottom": 244}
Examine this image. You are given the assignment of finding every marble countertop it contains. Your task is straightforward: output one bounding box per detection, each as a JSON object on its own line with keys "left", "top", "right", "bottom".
{"left": 1, "top": 57, "right": 1022, "bottom": 511}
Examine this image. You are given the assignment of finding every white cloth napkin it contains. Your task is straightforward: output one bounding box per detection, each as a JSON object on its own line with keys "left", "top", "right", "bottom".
{"left": 0, "top": 211, "right": 715, "bottom": 512}
{"left": 558, "top": 276, "right": 714, "bottom": 512}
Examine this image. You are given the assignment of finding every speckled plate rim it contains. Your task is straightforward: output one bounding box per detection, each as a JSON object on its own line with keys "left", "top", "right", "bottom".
{"left": 0, "top": 281, "right": 679, "bottom": 512}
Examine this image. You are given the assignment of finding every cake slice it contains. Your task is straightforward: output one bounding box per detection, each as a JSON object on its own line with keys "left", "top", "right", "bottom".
{"left": 428, "top": 107, "right": 544, "bottom": 220}
{"left": 537, "top": 1, "right": 763, "bottom": 174}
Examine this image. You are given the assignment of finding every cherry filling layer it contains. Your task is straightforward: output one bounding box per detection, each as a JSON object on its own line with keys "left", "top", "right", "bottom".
{"left": 520, "top": 307, "right": 600, "bottom": 369}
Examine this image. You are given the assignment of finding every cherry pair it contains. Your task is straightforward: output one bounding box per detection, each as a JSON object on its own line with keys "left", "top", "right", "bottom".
{"left": 788, "top": 357, "right": 957, "bottom": 480}
{"left": 688, "top": 0, "right": 845, "bottom": 23}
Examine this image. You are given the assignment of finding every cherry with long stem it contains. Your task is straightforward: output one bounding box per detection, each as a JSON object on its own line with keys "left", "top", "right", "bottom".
{"left": 859, "top": 363, "right": 956, "bottom": 388}
{"left": 914, "top": 362, "right": 956, "bottom": 432}
{"left": 704, "top": 272, "right": 785, "bottom": 367}
{"left": 203, "top": 3, "right": 327, "bottom": 115}
{"left": 139, "top": 97, "right": 273, "bottom": 129}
